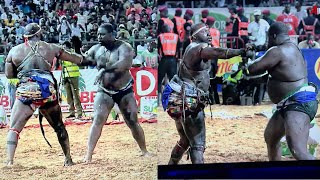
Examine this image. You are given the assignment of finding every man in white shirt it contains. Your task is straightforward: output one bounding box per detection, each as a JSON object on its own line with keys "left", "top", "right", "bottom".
{"left": 75, "top": 8, "right": 87, "bottom": 28}
{"left": 294, "top": 1, "right": 307, "bottom": 23}
{"left": 248, "top": 10, "right": 270, "bottom": 51}
{"left": 70, "top": 16, "right": 85, "bottom": 39}
{"left": 1, "top": 7, "right": 9, "bottom": 20}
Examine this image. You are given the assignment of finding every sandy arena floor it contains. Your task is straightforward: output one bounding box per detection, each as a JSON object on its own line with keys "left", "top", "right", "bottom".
{"left": 0, "top": 114, "right": 158, "bottom": 180}
{"left": 157, "top": 104, "right": 320, "bottom": 165}
{"left": 0, "top": 104, "right": 319, "bottom": 179}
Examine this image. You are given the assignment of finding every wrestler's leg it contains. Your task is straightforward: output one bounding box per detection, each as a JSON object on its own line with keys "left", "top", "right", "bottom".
{"left": 118, "top": 92, "right": 149, "bottom": 156}
{"left": 182, "top": 110, "right": 206, "bottom": 164}
{"left": 83, "top": 92, "right": 114, "bottom": 162}
{"left": 39, "top": 103, "right": 74, "bottom": 166}
{"left": 264, "top": 111, "right": 285, "bottom": 161}
{"left": 284, "top": 111, "right": 315, "bottom": 160}
{"left": 168, "top": 119, "right": 190, "bottom": 165}
{"left": 6, "top": 100, "right": 34, "bottom": 165}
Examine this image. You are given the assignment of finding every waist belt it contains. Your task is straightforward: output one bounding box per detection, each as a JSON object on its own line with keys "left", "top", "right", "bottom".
{"left": 99, "top": 79, "right": 134, "bottom": 95}
{"left": 277, "top": 83, "right": 317, "bottom": 110}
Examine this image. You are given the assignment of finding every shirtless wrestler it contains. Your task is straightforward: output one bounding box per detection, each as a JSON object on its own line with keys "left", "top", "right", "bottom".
{"left": 82, "top": 23, "right": 150, "bottom": 163}
{"left": 5, "top": 23, "right": 87, "bottom": 166}
{"left": 161, "top": 23, "right": 247, "bottom": 164}
{"left": 245, "top": 22, "right": 318, "bottom": 160}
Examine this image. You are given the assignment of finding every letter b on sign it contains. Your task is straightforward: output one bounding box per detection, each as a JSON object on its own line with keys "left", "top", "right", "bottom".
{"left": 136, "top": 70, "right": 156, "bottom": 96}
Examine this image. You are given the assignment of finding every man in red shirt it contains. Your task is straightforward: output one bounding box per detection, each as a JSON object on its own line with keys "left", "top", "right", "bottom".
{"left": 276, "top": 4, "right": 299, "bottom": 35}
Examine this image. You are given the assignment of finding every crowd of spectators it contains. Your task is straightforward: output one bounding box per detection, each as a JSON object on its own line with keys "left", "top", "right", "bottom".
{"left": 0, "top": 0, "right": 158, "bottom": 71}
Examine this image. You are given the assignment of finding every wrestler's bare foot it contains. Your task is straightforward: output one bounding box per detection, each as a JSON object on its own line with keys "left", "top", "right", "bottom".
{"left": 6, "top": 160, "right": 13, "bottom": 166}
{"left": 64, "top": 158, "right": 74, "bottom": 166}
{"left": 141, "top": 151, "right": 153, "bottom": 157}
{"left": 83, "top": 154, "right": 92, "bottom": 163}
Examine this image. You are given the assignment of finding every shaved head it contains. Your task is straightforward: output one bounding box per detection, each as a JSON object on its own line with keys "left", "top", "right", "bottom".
{"left": 190, "top": 23, "right": 206, "bottom": 37}
{"left": 190, "top": 23, "right": 210, "bottom": 43}
{"left": 268, "top": 22, "right": 289, "bottom": 36}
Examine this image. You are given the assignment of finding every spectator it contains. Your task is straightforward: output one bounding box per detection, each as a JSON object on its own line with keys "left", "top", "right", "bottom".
{"left": 87, "top": 23, "right": 98, "bottom": 41}
{"left": 158, "top": 5, "right": 174, "bottom": 35}
{"left": 128, "top": 8, "right": 140, "bottom": 22}
{"left": 207, "top": 16, "right": 220, "bottom": 48}
{"left": 12, "top": 7, "right": 23, "bottom": 21}
{"left": 1, "top": 7, "right": 9, "bottom": 20}
{"left": 201, "top": 9, "right": 209, "bottom": 23}
{"left": 172, "top": 8, "right": 185, "bottom": 42}
{"left": 140, "top": 14, "right": 150, "bottom": 28}
{"left": 294, "top": 1, "right": 307, "bottom": 23}
{"left": 61, "top": 40, "right": 83, "bottom": 119}
{"left": 79, "top": 0, "right": 94, "bottom": 10}
{"left": 57, "top": 4, "right": 66, "bottom": 16}
{"left": 18, "top": 1, "right": 31, "bottom": 15}
{"left": 14, "top": 22, "right": 25, "bottom": 42}
{"left": 158, "top": 24, "right": 180, "bottom": 96}
{"left": 298, "top": 8, "right": 320, "bottom": 35}
{"left": 28, "top": 12, "right": 39, "bottom": 24}
{"left": 117, "top": 24, "right": 130, "bottom": 41}
{"left": 184, "top": 9, "right": 194, "bottom": 25}
{"left": 276, "top": 4, "right": 299, "bottom": 35}
{"left": 237, "top": 7, "right": 248, "bottom": 22}
{"left": 248, "top": 10, "right": 270, "bottom": 51}
{"left": 262, "top": 9, "right": 275, "bottom": 26}
{"left": 57, "top": 15, "right": 71, "bottom": 43}
{"left": 149, "top": 21, "right": 157, "bottom": 38}
{"left": 141, "top": 41, "right": 157, "bottom": 68}
{"left": 298, "top": 33, "right": 320, "bottom": 49}
{"left": 136, "top": 37, "right": 148, "bottom": 55}
{"left": 132, "top": 23, "right": 148, "bottom": 39}
{"left": 127, "top": 16, "right": 139, "bottom": 33}
{"left": 4, "top": 14, "right": 15, "bottom": 27}
{"left": 70, "top": 16, "right": 85, "bottom": 39}
{"left": 225, "top": 6, "right": 237, "bottom": 34}
{"left": 181, "top": 21, "right": 192, "bottom": 55}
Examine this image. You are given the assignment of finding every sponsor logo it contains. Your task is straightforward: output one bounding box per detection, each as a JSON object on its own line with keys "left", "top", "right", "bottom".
{"left": 314, "top": 57, "right": 320, "bottom": 80}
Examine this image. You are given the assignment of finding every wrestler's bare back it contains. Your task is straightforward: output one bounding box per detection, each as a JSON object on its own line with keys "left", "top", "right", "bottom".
{"left": 88, "top": 41, "right": 134, "bottom": 90}
{"left": 8, "top": 41, "right": 64, "bottom": 72}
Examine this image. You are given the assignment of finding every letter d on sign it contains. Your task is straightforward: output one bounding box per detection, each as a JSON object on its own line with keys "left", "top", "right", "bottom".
{"left": 136, "top": 70, "right": 156, "bottom": 96}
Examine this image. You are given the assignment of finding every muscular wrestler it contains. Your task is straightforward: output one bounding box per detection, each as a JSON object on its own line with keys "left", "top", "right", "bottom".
{"left": 5, "top": 23, "right": 86, "bottom": 166}
{"left": 245, "top": 22, "right": 318, "bottom": 160}
{"left": 162, "top": 23, "right": 246, "bottom": 164}
{"left": 82, "top": 23, "right": 150, "bottom": 163}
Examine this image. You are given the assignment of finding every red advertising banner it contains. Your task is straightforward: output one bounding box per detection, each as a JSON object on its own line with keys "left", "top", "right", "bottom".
{"left": 130, "top": 67, "right": 158, "bottom": 107}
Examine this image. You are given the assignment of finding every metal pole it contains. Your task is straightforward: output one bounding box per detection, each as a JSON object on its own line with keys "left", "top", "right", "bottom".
{"left": 243, "top": 0, "right": 245, "bottom": 7}
{"left": 192, "top": 1, "right": 194, "bottom": 8}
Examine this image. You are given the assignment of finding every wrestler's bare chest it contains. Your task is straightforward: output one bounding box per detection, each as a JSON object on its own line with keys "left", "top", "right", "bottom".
{"left": 94, "top": 45, "right": 120, "bottom": 64}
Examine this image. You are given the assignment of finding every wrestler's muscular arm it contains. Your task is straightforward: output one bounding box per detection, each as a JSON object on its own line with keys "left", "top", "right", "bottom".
{"left": 104, "top": 43, "right": 134, "bottom": 72}
{"left": 50, "top": 44, "right": 84, "bottom": 65}
{"left": 248, "top": 47, "right": 280, "bottom": 75}
{"left": 200, "top": 45, "right": 245, "bottom": 60}
{"left": 5, "top": 48, "right": 16, "bottom": 78}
